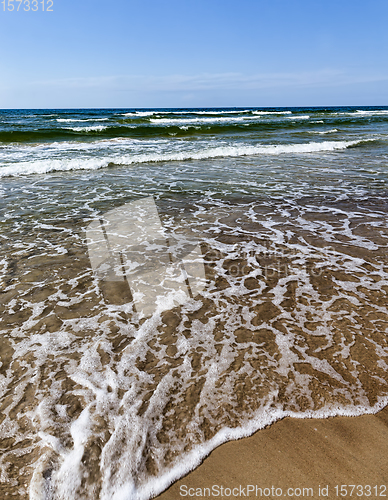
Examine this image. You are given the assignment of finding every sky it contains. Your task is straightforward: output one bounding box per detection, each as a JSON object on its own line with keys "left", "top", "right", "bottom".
{"left": 0, "top": 0, "right": 387, "bottom": 108}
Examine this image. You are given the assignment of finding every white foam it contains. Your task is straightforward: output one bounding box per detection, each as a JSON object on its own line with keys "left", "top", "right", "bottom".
{"left": 68, "top": 125, "right": 109, "bottom": 132}
{"left": 0, "top": 140, "right": 365, "bottom": 177}
{"left": 252, "top": 110, "right": 292, "bottom": 115}
{"left": 308, "top": 129, "right": 338, "bottom": 134}
{"left": 356, "top": 110, "right": 388, "bottom": 116}
{"left": 149, "top": 116, "right": 258, "bottom": 125}
{"left": 123, "top": 110, "right": 253, "bottom": 117}
{"left": 121, "top": 111, "right": 158, "bottom": 117}
{"left": 287, "top": 115, "right": 310, "bottom": 119}
{"left": 129, "top": 398, "right": 388, "bottom": 500}
{"left": 191, "top": 109, "right": 252, "bottom": 115}
{"left": 0, "top": 137, "right": 150, "bottom": 156}
{"left": 56, "top": 118, "right": 109, "bottom": 123}
{"left": 2, "top": 194, "right": 388, "bottom": 500}
{"left": 328, "top": 110, "right": 388, "bottom": 117}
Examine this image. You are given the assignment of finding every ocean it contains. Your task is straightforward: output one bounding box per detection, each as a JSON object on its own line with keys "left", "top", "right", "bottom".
{"left": 0, "top": 107, "right": 388, "bottom": 499}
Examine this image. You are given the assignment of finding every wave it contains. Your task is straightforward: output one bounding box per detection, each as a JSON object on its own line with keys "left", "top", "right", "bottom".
{"left": 355, "top": 110, "right": 388, "bottom": 116}
{"left": 124, "top": 109, "right": 258, "bottom": 117}
{"left": 287, "top": 115, "right": 310, "bottom": 120}
{"left": 134, "top": 400, "right": 387, "bottom": 500}
{"left": 0, "top": 122, "right": 298, "bottom": 143}
{"left": 166, "top": 110, "right": 292, "bottom": 116}
{"left": 0, "top": 139, "right": 368, "bottom": 178}
{"left": 149, "top": 115, "right": 260, "bottom": 125}
{"left": 121, "top": 111, "right": 159, "bottom": 117}
{"left": 56, "top": 118, "right": 109, "bottom": 123}
{"left": 1, "top": 114, "right": 384, "bottom": 144}
{"left": 67, "top": 125, "right": 109, "bottom": 132}
{"left": 252, "top": 110, "right": 292, "bottom": 115}
{"left": 323, "top": 110, "right": 388, "bottom": 118}
{"left": 0, "top": 137, "right": 147, "bottom": 154}
{"left": 308, "top": 129, "right": 338, "bottom": 135}
{"left": 189, "top": 109, "right": 252, "bottom": 115}
{"left": 121, "top": 110, "right": 297, "bottom": 119}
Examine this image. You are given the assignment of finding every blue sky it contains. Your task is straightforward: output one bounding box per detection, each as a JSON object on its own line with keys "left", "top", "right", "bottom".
{"left": 1, "top": 0, "right": 387, "bottom": 108}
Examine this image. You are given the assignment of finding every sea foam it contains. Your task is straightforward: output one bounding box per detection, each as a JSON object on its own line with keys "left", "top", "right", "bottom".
{"left": 0, "top": 140, "right": 366, "bottom": 178}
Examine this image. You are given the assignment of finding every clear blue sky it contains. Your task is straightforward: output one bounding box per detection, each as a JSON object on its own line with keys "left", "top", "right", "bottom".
{"left": 1, "top": 0, "right": 387, "bottom": 108}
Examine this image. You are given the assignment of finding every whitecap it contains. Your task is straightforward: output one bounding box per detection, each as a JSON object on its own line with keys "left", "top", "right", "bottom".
{"left": 0, "top": 139, "right": 368, "bottom": 178}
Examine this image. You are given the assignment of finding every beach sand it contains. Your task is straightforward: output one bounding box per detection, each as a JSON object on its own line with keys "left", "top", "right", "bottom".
{"left": 1, "top": 188, "right": 387, "bottom": 499}
{"left": 157, "top": 406, "right": 388, "bottom": 499}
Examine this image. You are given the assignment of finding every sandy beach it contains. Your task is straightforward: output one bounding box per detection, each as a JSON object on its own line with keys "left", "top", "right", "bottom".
{"left": 1, "top": 107, "right": 388, "bottom": 499}
{"left": 158, "top": 407, "right": 388, "bottom": 499}
{"left": 2, "top": 0, "right": 388, "bottom": 493}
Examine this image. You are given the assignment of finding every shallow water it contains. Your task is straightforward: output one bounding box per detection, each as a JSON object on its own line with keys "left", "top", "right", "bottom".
{"left": 0, "top": 107, "right": 388, "bottom": 499}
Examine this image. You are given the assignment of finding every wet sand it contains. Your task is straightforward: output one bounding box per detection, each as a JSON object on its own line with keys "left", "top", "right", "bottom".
{"left": 157, "top": 406, "right": 388, "bottom": 499}
{"left": 1, "top": 195, "right": 387, "bottom": 499}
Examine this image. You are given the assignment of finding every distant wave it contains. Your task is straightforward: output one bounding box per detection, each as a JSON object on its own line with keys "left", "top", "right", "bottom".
{"left": 356, "top": 110, "right": 388, "bottom": 116}
{"left": 67, "top": 125, "right": 109, "bottom": 132}
{"left": 326, "top": 110, "right": 388, "bottom": 118}
{"left": 308, "top": 129, "right": 338, "bottom": 135}
{"left": 124, "top": 109, "right": 255, "bottom": 117}
{"left": 0, "top": 139, "right": 368, "bottom": 178}
{"left": 0, "top": 119, "right": 297, "bottom": 143}
{"left": 122, "top": 110, "right": 297, "bottom": 119}
{"left": 149, "top": 116, "right": 260, "bottom": 125}
{"left": 190, "top": 109, "right": 252, "bottom": 115}
{"left": 2, "top": 109, "right": 388, "bottom": 144}
{"left": 287, "top": 115, "right": 310, "bottom": 120}
{"left": 56, "top": 118, "right": 109, "bottom": 123}
{"left": 121, "top": 111, "right": 158, "bottom": 117}
{"left": 252, "top": 110, "right": 292, "bottom": 115}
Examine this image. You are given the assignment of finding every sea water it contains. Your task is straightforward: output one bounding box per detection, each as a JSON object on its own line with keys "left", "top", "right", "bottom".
{"left": 0, "top": 107, "right": 387, "bottom": 499}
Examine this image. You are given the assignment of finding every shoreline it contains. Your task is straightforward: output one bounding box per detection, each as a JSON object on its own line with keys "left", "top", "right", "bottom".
{"left": 157, "top": 405, "right": 388, "bottom": 499}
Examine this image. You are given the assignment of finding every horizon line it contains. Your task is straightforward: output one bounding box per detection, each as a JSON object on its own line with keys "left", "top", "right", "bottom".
{"left": 1, "top": 104, "right": 388, "bottom": 111}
